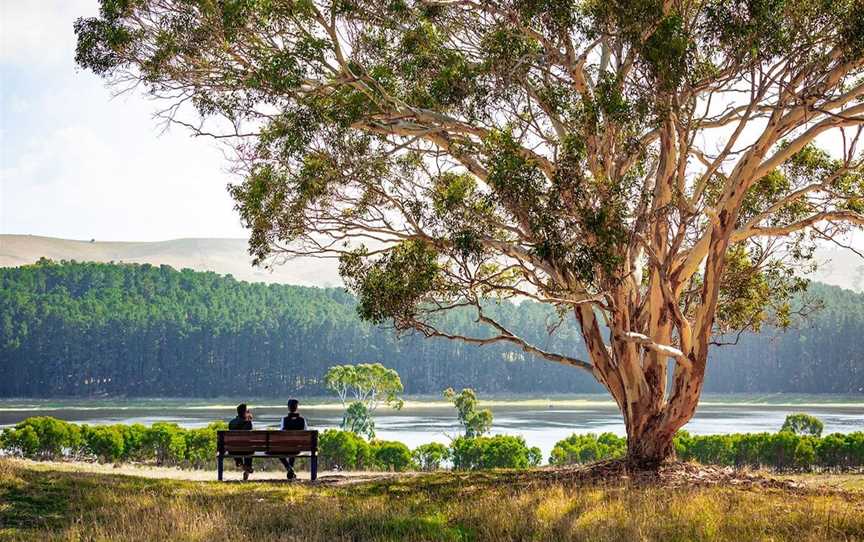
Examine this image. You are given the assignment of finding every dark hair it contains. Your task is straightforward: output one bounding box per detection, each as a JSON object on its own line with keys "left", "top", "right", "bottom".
{"left": 287, "top": 399, "right": 299, "bottom": 412}
{"left": 237, "top": 403, "right": 247, "bottom": 417}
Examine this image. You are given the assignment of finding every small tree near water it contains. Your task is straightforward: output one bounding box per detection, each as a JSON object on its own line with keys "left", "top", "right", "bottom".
{"left": 444, "top": 388, "right": 493, "bottom": 438}
{"left": 781, "top": 413, "right": 824, "bottom": 437}
{"left": 324, "top": 363, "right": 404, "bottom": 439}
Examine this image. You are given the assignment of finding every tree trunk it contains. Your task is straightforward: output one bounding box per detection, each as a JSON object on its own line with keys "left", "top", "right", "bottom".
{"left": 624, "top": 416, "right": 678, "bottom": 469}
{"left": 575, "top": 298, "right": 709, "bottom": 471}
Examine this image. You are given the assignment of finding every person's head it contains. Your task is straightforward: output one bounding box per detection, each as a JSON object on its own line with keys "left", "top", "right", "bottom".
{"left": 236, "top": 403, "right": 247, "bottom": 418}
{"left": 287, "top": 399, "right": 299, "bottom": 413}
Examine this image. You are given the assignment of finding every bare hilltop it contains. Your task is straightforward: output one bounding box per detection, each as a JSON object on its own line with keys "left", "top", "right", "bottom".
{"left": 0, "top": 234, "right": 341, "bottom": 287}
{"left": 1, "top": 234, "right": 861, "bottom": 291}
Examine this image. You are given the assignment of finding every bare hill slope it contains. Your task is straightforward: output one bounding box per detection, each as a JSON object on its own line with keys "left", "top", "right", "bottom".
{"left": 1, "top": 234, "right": 861, "bottom": 290}
{"left": 0, "top": 235, "right": 341, "bottom": 286}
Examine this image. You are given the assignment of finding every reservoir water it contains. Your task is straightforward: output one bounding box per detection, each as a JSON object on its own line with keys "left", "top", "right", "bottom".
{"left": 1, "top": 395, "right": 861, "bottom": 461}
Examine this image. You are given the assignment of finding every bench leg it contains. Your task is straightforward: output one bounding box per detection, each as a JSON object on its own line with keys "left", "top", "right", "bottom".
{"left": 311, "top": 454, "right": 317, "bottom": 481}
{"left": 217, "top": 455, "right": 224, "bottom": 481}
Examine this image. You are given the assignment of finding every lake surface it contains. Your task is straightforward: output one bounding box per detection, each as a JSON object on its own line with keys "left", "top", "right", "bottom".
{"left": 2, "top": 395, "right": 862, "bottom": 461}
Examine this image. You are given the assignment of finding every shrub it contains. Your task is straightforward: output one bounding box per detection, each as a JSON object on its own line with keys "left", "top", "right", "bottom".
{"left": 184, "top": 423, "right": 223, "bottom": 468}
{"left": 760, "top": 431, "right": 800, "bottom": 470}
{"left": 794, "top": 438, "right": 817, "bottom": 468}
{"left": 143, "top": 423, "right": 187, "bottom": 465}
{"left": 118, "top": 423, "right": 149, "bottom": 461}
{"left": 82, "top": 425, "right": 125, "bottom": 462}
{"left": 413, "top": 442, "right": 449, "bottom": 471}
{"left": 372, "top": 440, "right": 415, "bottom": 471}
{"left": 319, "top": 429, "right": 372, "bottom": 470}
{"left": 549, "top": 433, "right": 626, "bottom": 465}
{"left": 1, "top": 425, "right": 40, "bottom": 457}
{"left": 1, "top": 417, "right": 81, "bottom": 460}
{"left": 451, "top": 435, "right": 541, "bottom": 470}
{"left": 781, "top": 413, "right": 824, "bottom": 437}
{"left": 684, "top": 434, "right": 736, "bottom": 466}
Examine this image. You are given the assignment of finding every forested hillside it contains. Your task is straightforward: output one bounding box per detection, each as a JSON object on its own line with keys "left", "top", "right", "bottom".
{"left": 0, "top": 260, "right": 861, "bottom": 397}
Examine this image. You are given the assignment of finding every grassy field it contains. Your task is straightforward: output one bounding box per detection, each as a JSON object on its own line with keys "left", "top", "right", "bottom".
{"left": 1, "top": 459, "right": 862, "bottom": 541}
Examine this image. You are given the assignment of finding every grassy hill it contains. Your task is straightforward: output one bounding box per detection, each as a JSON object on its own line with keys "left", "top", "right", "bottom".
{"left": 1, "top": 458, "right": 862, "bottom": 541}
{"left": 0, "top": 235, "right": 341, "bottom": 287}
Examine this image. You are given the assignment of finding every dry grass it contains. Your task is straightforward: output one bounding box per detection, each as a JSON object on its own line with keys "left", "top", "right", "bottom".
{"left": 1, "top": 459, "right": 862, "bottom": 541}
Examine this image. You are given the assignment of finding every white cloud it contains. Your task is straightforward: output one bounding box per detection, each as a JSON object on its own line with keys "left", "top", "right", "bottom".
{"left": 1, "top": 0, "right": 247, "bottom": 242}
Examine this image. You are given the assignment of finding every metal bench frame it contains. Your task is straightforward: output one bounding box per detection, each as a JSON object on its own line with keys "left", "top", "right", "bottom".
{"left": 216, "top": 430, "right": 318, "bottom": 481}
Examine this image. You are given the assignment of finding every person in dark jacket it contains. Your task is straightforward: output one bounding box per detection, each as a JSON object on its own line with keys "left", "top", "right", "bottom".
{"left": 279, "top": 398, "right": 306, "bottom": 479}
{"left": 228, "top": 403, "right": 254, "bottom": 480}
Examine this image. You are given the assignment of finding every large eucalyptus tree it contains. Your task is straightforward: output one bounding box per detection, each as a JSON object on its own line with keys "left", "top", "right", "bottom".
{"left": 75, "top": 0, "right": 864, "bottom": 467}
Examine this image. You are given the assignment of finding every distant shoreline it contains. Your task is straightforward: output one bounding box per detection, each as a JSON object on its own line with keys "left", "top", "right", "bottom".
{"left": 1, "top": 393, "right": 862, "bottom": 411}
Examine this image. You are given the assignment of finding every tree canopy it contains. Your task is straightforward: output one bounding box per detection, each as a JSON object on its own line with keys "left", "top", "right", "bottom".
{"left": 324, "top": 362, "right": 404, "bottom": 436}
{"left": 74, "top": 0, "right": 864, "bottom": 465}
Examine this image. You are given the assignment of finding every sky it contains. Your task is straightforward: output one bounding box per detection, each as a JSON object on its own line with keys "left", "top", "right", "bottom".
{"left": 0, "top": 0, "right": 247, "bottom": 242}
{"left": 0, "top": 2, "right": 861, "bottom": 253}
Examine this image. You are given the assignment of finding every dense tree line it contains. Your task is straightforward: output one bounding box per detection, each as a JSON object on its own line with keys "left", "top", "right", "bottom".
{"left": 0, "top": 260, "right": 862, "bottom": 397}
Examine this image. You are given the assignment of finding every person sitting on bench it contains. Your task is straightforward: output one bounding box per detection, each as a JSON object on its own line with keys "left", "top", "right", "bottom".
{"left": 228, "top": 403, "right": 254, "bottom": 480}
{"left": 279, "top": 398, "right": 306, "bottom": 479}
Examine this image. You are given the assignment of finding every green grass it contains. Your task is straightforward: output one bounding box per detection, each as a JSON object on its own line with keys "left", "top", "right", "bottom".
{"left": 1, "top": 460, "right": 862, "bottom": 541}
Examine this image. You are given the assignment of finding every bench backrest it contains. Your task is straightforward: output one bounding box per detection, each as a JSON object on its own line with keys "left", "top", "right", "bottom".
{"left": 217, "top": 430, "right": 318, "bottom": 455}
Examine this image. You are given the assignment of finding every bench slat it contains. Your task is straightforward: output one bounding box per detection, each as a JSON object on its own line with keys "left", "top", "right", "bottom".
{"left": 217, "top": 430, "right": 319, "bottom": 482}
{"left": 218, "top": 430, "right": 317, "bottom": 454}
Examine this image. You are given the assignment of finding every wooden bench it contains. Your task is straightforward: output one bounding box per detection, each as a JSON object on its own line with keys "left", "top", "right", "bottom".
{"left": 216, "top": 430, "right": 318, "bottom": 481}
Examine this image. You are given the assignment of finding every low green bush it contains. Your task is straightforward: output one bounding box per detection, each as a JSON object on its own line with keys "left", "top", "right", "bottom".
{"left": 0, "top": 417, "right": 82, "bottom": 460}
{"left": 451, "top": 435, "right": 542, "bottom": 470}
{"left": 318, "top": 429, "right": 373, "bottom": 470}
{"left": 82, "top": 425, "right": 125, "bottom": 463}
{"left": 371, "top": 440, "right": 415, "bottom": 471}
{"left": 413, "top": 442, "right": 449, "bottom": 471}
{"left": 549, "top": 433, "right": 626, "bottom": 465}
{"left": 4, "top": 416, "right": 863, "bottom": 473}
{"left": 551, "top": 428, "right": 864, "bottom": 471}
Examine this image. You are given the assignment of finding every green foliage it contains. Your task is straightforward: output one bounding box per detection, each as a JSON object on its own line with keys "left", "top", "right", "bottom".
{"left": 443, "top": 387, "right": 493, "bottom": 438}
{"left": 117, "top": 424, "right": 148, "bottom": 461}
{"left": 318, "top": 429, "right": 373, "bottom": 471}
{"left": 715, "top": 244, "right": 808, "bottom": 333}
{"left": 450, "top": 435, "right": 542, "bottom": 470}
{"left": 324, "top": 363, "right": 404, "bottom": 438}
{"left": 1, "top": 425, "right": 40, "bottom": 457}
{"left": 545, "top": 417, "right": 864, "bottom": 471}
{"left": 3, "top": 261, "right": 863, "bottom": 398}
{"left": 781, "top": 413, "right": 825, "bottom": 437}
{"left": 371, "top": 440, "right": 415, "bottom": 472}
{"left": 184, "top": 423, "right": 225, "bottom": 468}
{"left": 548, "top": 432, "right": 627, "bottom": 465}
{"left": 342, "top": 402, "right": 376, "bottom": 439}
{"left": 641, "top": 14, "right": 692, "bottom": 91}
{"left": 672, "top": 429, "right": 861, "bottom": 471}
{"left": 340, "top": 241, "right": 443, "bottom": 327}
{"left": 0, "top": 417, "right": 225, "bottom": 468}
{"left": 82, "top": 425, "right": 125, "bottom": 463}
{"left": 141, "top": 423, "right": 187, "bottom": 465}
{"left": 412, "top": 442, "right": 449, "bottom": 471}
{"left": 4, "top": 416, "right": 864, "bottom": 473}
{"left": 0, "top": 417, "right": 81, "bottom": 460}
